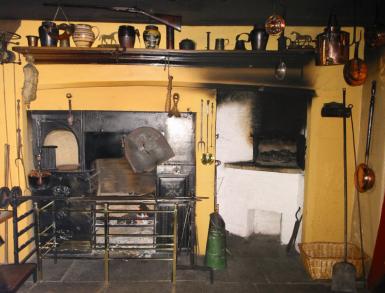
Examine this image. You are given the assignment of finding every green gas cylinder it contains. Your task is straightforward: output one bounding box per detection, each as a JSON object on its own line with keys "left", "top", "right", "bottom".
{"left": 204, "top": 212, "right": 226, "bottom": 270}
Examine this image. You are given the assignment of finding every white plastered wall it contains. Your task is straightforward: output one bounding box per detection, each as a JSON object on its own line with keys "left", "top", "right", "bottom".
{"left": 216, "top": 94, "right": 304, "bottom": 244}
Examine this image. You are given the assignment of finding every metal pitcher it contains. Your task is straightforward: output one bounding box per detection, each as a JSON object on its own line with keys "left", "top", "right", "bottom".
{"left": 249, "top": 24, "right": 269, "bottom": 50}
{"left": 38, "top": 21, "right": 58, "bottom": 47}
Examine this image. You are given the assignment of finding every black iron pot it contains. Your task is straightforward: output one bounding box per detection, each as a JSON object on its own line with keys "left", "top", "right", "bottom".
{"left": 179, "top": 39, "right": 196, "bottom": 50}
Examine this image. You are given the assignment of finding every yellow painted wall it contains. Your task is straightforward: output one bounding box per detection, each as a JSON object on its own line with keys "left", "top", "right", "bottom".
{"left": 0, "top": 20, "right": 370, "bottom": 263}
{"left": 301, "top": 28, "right": 364, "bottom": 245}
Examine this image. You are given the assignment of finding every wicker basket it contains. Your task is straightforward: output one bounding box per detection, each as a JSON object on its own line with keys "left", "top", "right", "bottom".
{"left": 298, "top": 242, "right": 367, "bottom": 280}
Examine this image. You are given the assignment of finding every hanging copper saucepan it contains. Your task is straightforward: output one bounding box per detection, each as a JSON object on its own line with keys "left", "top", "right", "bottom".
{"left": 343, "top": 32, "right": 368, "bottom": 86}
{"left": 354, "top": 81, "right": 376, "bottom": 193}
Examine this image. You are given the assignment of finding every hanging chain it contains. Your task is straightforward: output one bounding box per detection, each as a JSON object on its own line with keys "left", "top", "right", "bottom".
{"left": 52, "top": 6, "right": 70, "bottom": 22}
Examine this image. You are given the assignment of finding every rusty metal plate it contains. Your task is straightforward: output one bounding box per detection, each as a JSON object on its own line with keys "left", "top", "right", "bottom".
{"left": 123, "top": 127, "right": 175, "bottom": 173}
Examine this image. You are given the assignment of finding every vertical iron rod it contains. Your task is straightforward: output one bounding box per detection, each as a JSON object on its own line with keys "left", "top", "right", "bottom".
{"left": 172, "top": 204, "right": 178, "bottom": 284}
{"left": 12, "top": 198, "right": 19, "bottom": 264}
{"left": 342, "top": 88, "right": 348, "bottom": 262}
{"left": 190, "top": 201, "right": 197, "bottom": 265}
{"left": 364, "top": 81, "right": 376, "bottom": 165}
{"left": 52, "top": 200, "right": 57, "bottom": 264}
{"left": 5, "top": 214, "right": 9, "bottom": 263}
{"left": 92, "top": 204, "right": 96, "bottom": 249}
{"left": 104, "top": 203, "right": 109, "bottom": 284}
{"left": 33, "top": 202, "right": 43, "bottom": 280}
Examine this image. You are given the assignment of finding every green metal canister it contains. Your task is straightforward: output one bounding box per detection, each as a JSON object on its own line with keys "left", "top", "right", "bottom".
{"left": 204, "top": 212, "right": 226, "bottom": 270}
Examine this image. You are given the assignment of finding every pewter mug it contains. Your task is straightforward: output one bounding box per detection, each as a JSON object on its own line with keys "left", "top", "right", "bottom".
{"left": 118, "top": 25, "right": 140, "bottom": 48}
{"left": 215, "top": 38, "right": 229, "bottom": 50}
{"left": 26, "top": 35, "right": 39, "bottom": 47}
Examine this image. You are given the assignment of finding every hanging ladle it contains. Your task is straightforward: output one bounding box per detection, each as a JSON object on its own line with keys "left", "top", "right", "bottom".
{"left": 354, "top": 81, "right": 376, "bottom": 192}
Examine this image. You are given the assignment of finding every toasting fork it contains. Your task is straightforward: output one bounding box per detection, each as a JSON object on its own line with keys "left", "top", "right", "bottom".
{"left": 197, "top": 99, "right": 206, "bottom": 151}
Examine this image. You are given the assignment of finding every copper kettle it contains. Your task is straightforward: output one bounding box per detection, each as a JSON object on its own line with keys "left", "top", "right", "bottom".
{"left": 316, "top": 14, "right": 350, "bottom": 66}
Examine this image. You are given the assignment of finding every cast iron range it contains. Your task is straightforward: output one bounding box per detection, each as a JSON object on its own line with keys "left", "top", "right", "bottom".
{"left": 27, "top": 110, "right": 196, "bottom": 252}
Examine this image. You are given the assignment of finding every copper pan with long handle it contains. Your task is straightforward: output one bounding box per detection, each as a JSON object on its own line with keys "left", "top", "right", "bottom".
{"left": 354, "top": 80, "right": 376, "bottom": 193}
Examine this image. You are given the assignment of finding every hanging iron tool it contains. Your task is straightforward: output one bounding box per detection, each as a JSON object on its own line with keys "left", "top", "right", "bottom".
{"left": 168, "top": 93, "right": 181, "bottom": 118}
{"left": 15, "top": 100, "right": 22, "bottom": 163}
{"left": 164, "top": 59, "right": 173, "bottom": 113}
{"left": 14, "top": 99, "right": 30, "bottom": 192}
{"left": 354, "top": 81, "right": 376, "bottom": 193}
{"left": 210, "top": 102, "right": 214, "bottom": 149}
{"left": 197, "top": 99, "right": 206, "bottom": 152}
{"left": 66, "top": 93, "right": 74, "bottom": 126}
{"left": 330, "top": 88, "right": 357, "bottom": 293}
{"left": 4, "top": 144, "right": 10, "bottom": 187}
{"left": 201, "top": 100, "right": 214, "bottom": 165}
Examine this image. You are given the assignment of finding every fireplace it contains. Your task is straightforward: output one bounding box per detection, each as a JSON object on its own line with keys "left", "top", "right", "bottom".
{"left": 27, "top": 110, "right": 196, "bottom": 249}
{"left": 218, "top": 87, "right": 312, "bottom": 171}
{"left": 216, "top": 86, "right": 313, "bottom": 244}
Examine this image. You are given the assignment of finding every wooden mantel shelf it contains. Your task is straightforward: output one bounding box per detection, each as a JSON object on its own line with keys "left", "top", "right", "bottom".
{"left": 13, "top": 46, "right": 315, "bottom": 68}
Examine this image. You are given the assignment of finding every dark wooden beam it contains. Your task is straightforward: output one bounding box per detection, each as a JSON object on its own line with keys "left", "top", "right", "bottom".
{"left": 13, "top": 46, "right": 314, "bottom": 68}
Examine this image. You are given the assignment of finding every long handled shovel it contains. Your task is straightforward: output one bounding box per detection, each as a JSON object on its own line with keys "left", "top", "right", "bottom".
{"left": 331, "top": 89, "right": 357, "bottom": 293}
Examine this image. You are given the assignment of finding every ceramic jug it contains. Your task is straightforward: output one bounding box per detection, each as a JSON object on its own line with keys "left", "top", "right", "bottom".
{"left": 39, "top": 21, "right": 58, "bottom": 47}
{"left": 72, "top": 24, "right": 100, "bottom": 48}
{"left": 143, "top": 25, "right": 161, "bottom": 49}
